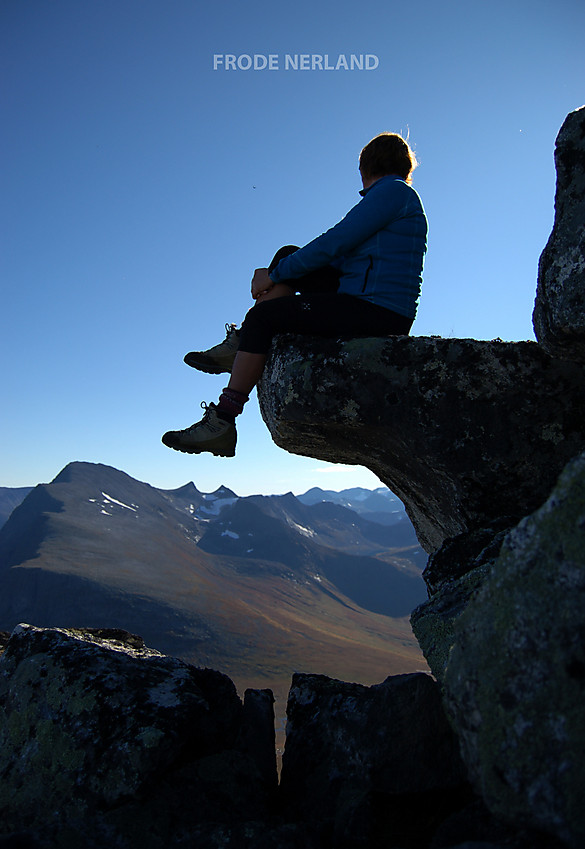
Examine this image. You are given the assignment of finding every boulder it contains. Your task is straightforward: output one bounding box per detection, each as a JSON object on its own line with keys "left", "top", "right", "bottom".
{"left": 0, "top": 625, "right": 278, "bottom": 848}
{"left": 410, "top": 560, "right": 495, "bottom": 683}
{"left": 259, "top": 335, "right": 585, "bottom": 552}
{"left": 411, "top": 519, "right": 514, "bottom": 681}
{"left": 533, "top": 105, "right": 585, "bottom": 361}
{"left": 279, "top": 671, "right": 471, "bottom": 848}
{"left": 442, "top": 451, "right": 585, "bottom": 848}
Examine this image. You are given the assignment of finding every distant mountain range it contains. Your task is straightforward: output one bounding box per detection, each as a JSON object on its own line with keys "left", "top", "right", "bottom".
{"left": 0, "top": 486, "right": 33, "bottom": 529}
{"left": 0, "top": 463, "right": 428, "bottom": 706}
{"left": 298, "top": 485, "right": 407, "bottom": 526}
{"left": 0, "top": 480, "right": 409, "bottom": 532}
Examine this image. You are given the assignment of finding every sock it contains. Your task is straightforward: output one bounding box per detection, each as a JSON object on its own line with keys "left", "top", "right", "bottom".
{"left": 217, "top": 387, "right": 249, "bottom": 421}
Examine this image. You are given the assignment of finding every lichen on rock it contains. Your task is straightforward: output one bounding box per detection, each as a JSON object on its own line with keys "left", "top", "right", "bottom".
{"left": 259, "top": 334, "right": 585, "bottom": 553}
{"left": 0, "top": 625, "right": 277, "bottom": 847}
{"left": 441, "top": 451, "right": 585, "bottom": 848}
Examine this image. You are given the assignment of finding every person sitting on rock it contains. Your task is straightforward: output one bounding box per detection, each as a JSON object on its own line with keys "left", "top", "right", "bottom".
{"left": 162, "top": 132, "right": 428, "bottom": 458}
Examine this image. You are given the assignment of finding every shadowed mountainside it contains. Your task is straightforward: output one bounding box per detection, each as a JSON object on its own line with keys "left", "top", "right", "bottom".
{"left": 0, "top": 462, "right": 427, "bottom": 714}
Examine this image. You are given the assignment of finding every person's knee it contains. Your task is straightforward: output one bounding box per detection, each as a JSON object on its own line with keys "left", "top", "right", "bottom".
{"left": 268, "top": 245, "right": 299, "bottom": 272}
{"left": 241, "top": 301, "right": 269, "bottom": 336}
{"left": 256, "top": 283, "right": 295, "bottom": 303}
{"left": 241, "top": 296, "right": 291, "bottom": 346}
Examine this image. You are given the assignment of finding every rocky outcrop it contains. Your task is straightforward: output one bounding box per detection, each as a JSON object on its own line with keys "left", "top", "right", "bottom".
{"left": 0, "top": 629, "right": 551, "bottom": 849}
{"left": 279, "top": 671, "right": 471, "bottom": 848}
{"left": 0, "top": 625, "right": 280, "bottom": 849}
{"left": 410, "top": 106, "right": 585, "bottom": 849}
{"left": 256, "top": 105, "right": 585, "bottom": 849}
{"left": 259, "top": 335, "right": 585, "bottom": 553}
{"left": 408, "top": 106, "right": 585, "bottom": 847}
{"left": 410, "top": 519, "right": 512, "bottom": 680}
{"left": 441, "top": 452, "right": 585, "bottom": 848}
{"left": 533, "top": 106, "right": 585, "bottom": 361}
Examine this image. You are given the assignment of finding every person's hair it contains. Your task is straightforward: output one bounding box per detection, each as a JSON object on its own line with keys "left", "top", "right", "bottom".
{"left": 359, "top": 132, "right": 418, "bottom": 184}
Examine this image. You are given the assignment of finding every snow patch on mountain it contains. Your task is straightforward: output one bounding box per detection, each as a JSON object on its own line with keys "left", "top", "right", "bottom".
{"left": 287, "top": 519, "right": 315, "bottom": 538}
{"left": 198, "top": 496, "right": 237, "bottom": 517}
{"left": 101, "top": 492, "right": 138, "bottom": 512}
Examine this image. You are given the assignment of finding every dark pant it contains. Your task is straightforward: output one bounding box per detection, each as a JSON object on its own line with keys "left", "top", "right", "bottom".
{"left": 267, "top": 245, "right": 341, "bottom": 294}
{"left": 238, "top": 246, "right": 413, "bottom": 355}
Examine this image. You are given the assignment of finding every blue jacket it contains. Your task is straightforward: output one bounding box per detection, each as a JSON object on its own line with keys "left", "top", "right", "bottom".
{"left": 269, "top": 175, "right": 427, "bottom": 319}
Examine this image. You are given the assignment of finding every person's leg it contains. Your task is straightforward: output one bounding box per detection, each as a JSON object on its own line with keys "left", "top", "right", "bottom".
{"left": 209, "top": 352, "right": 266, "bottom": 424}
{"left": 215, "top": 282, "right": 296, "bottom": 408}
{"left": 162, "top": 283, "right": 293, "bottom": 455}
{"left": 217, "top": 292, "right": 411, "bottom": 415}
{"left": 163, "top": 248, "right": 398, "bottom": 456}
{"left": 226, "top": 247, "right": 340, "bottom": 393}
{"left": 212, "top": 285, "right": 296, "bottom": 418}
{"left": 237, "top": 291, "right": 412, "bottom": 358}
{"left": 268, "top": 245, "right": 341, "bottom": 295}
{"left": 184, "top": 245, "right": 338, "bottom": 375}
{"left": 183, "top": 283, "right": 294, "bottom": 374}
{"left": 227, "top": 352, "right": 266, "bottom": 394}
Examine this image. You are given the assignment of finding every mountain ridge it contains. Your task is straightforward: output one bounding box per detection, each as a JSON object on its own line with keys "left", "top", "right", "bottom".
{"left": 0, "top": 468, "right": 408, "bottom": 531}
{"left": 0, "top": 486, "right": 34, "bottom": 530}
{"left": 0, "top": 461, "right": 427, "bottom": 707}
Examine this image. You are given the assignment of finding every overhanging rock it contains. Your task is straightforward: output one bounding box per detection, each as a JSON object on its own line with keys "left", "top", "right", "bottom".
{"left": 258, "top": 334, "right": 585, "bottom": 553}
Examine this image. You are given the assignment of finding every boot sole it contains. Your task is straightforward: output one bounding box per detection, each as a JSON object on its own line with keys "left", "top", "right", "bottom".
{"left": 170, "top": 444, "right": 235, "bottom": 458}
{"left": 162, "top": 433, "right": 236, "bottom": 458}
{"left": 184, "top": 353, "right": 233, "bottom": 374}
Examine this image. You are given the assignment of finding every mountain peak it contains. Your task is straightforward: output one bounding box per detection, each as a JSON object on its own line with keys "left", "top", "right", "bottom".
{"left": 51, "top": 461, "right": 150, "bottom": 491}
{"left": 210, "top": 485, "right": 238, "bottom": 499}
{"left": 162, "top": 482, "right": 201, "bottom": 498}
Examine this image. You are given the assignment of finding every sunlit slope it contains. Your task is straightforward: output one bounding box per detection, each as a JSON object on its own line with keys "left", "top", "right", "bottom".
{"left": 0, "top": 462, "right": 427, "bottom": 696}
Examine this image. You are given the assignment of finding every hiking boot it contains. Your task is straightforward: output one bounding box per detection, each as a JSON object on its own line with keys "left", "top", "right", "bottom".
{"left": 162, "top": 403, "right": 237, "bottom": 457}
{"left": 184, "top": 323, "right": 240, "bottom": 374}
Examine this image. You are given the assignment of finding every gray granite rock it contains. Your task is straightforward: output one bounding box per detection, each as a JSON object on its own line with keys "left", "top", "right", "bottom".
{"left": 411, "top": 561, "right": 493, "bottom": 683}
{"left": 442, "top": 452, "right": 585, "bottom": 848}
{"left": 411, "top": 520, "right": 513, "bottom": 681}
{"left": 259, "top": 335, "right": 585, "bottom": 552}
{"left": 0, "top": 625, "right": 277, "bottom": 848}
{"left": 279, "top": 671, "right": 470, "bottom": 848}
{"left": 533, "top": 105, "right": 585, "bottom": 361}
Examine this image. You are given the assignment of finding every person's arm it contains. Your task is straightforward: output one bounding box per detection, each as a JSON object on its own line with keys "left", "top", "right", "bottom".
{"left": 251, "top": 267, "right": 273, "bottom": 299}
{"left": 270, "top": 178, "right": 413, "bottom": 282}
{"left": 250, "top": 268, "right": 295, "bottom": 301}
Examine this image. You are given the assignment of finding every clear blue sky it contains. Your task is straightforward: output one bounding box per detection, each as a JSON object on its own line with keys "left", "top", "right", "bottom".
{"left": 2, "top": 0, "right": 583, "bottom": 495}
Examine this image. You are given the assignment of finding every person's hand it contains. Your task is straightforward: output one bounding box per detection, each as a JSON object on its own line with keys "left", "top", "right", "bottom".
{"left": 251, "top": 268, "right": 274, "bottom": 301}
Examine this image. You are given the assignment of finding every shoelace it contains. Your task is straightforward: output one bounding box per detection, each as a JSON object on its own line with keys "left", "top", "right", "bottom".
{"left": 194, "top": 402, "right": 224, "bottom": 434}
{"left": 200, "top": 401, "right": 213, "bottom": 419}
{"left": 184, "top": 402, "right": 215, "bottom": 434}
